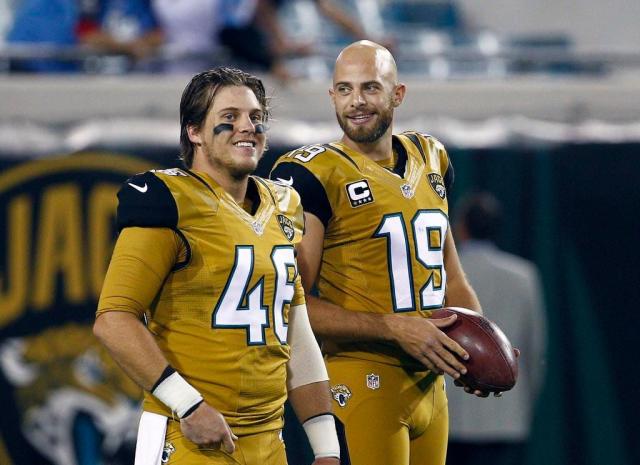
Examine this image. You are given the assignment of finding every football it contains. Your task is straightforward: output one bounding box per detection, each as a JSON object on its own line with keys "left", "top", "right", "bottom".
{"left": 430, "top": 307, "right": 518, "bottom": 393}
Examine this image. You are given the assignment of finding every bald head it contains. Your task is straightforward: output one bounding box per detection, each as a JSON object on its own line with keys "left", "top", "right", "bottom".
{"left": 330, "top": 41, "right": 406, "bottom": 149}
{"left": 334, "top": 40, "right": 398, "bottom": 86}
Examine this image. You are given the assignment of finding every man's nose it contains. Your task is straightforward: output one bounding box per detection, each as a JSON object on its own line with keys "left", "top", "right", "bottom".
{"left": 237, "top": 114, "right": 257, "bottom": 132}
{"left": 350, "top": 90, "right": 366, "bottom": 107}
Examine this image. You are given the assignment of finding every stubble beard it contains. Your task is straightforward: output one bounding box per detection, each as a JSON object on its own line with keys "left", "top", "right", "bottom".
{"left": 206, "top": 148, "right": 259, "bottom": 181}
{"left": 336, "top": 104, "right": 394, "bottom": 144}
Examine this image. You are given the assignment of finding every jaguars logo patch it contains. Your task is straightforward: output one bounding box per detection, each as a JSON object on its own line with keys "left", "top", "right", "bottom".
{"left": 277, "top": 214, "right": 295, "bottom": 241}
{"left": 161, "top": 441, "right": 175, "bottom": 463}
{"left": 427, "top": 173, "right": 447, "bottom": 199}
{"left": 331, "top": 384, "right": 352, "bottom": 408}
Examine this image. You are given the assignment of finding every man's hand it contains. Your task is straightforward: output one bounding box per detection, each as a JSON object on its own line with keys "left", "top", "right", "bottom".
{"left": 453, "top": 378, "right": 491, "bottom": 398}
{"left": 386, "top": 313, "right": 469, "bottom": 378}
{"left": 312, "top": 458, "right": 340, "bottom": 465}
{"left": 180, "top": 402, "right": 237, "bottom": 453}
{"left": 454, "top": 348, "right": 521, "bottom": 398}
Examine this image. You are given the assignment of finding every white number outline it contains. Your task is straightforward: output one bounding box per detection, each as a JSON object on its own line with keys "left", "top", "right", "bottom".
{"left": 212, "top": 245, "right": 297, "bottom": 345}
{"left": 292, "top": 145, "right": 326, "bottom": 163}
{"left": 271, "top": 246, "right": 297, "bottom": 344}
{"left": 373, "top": 210, "right": 448, "bottom": 312}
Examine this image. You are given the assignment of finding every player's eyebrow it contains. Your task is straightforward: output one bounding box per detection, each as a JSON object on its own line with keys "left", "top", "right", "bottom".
{"left": 217, "top": 106, "right": 262, "bottom": 114}
{"left": 334, "top": 80, "right": 382, "bottom": 88}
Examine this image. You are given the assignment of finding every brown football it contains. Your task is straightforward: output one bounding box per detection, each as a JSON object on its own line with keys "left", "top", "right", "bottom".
{"left": 430, "top": 307, "right": 518, "bottom": 392}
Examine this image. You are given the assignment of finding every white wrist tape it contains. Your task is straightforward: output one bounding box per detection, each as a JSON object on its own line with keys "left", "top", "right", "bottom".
{"left": 302, "top": 414, "right": 340, "bottom": 459}
{"left": 152, "top": 371, "right": 203, "bottom": 418}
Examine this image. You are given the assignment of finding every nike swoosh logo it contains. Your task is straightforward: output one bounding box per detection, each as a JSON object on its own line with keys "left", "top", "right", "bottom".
{"left": 276, "top": 176, "right": 294, "bottom": 186}
{"left": 128, "top": 182, "right": 148, "bottom": 193}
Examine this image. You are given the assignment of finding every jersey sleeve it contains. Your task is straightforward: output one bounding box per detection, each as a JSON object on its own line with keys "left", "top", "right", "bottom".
{"left": 116, "top": 171, "right": 179, "bottom": 232}
{"left": 418, "top": 133, "right": 455, "bottom": 194}
{"left": 270, "top": 162, "right": 333, "bottom": 228}
{"left": 96, "top": 227, "right": 182, "bottom": 318}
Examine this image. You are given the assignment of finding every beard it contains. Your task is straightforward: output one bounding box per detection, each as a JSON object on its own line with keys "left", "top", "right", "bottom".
{"left": 336, "top": 104, "right": 394, "bottom": 144}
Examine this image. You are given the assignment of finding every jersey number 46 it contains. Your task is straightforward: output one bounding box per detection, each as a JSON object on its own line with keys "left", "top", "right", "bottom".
{"left": 212, "top": 246, "right": 295, "bottom": 346}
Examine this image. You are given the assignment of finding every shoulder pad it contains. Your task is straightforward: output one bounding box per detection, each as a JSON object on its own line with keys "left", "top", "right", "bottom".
{"left": 284, "top": 144, "right": 330, "bottom": 164}
{"left": 273, "top": 144, "right": 338, "bottom": 174}
{"left": 116, "top": 171, "right": 179, "bottom": 232}
{"left": 256, "top": 177, "right": 304, "bottom": 241}
{"left": 260, "top": 177, "right": 303, "bottom": 217}
{"left": 270, "top": 158, "right": 333, "bottom": 228}
{"left": 424, "top": 134, "right": 446, "bottom": 152}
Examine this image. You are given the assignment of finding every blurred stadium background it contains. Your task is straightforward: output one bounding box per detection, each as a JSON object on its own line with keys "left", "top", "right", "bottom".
{"left": 0, "top": 1, "right": 638, "bottom": 464}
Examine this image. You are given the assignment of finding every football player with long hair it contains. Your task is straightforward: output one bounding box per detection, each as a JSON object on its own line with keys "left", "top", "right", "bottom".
{"left": 95, "top": 67, "right": 344, "bottom": 465}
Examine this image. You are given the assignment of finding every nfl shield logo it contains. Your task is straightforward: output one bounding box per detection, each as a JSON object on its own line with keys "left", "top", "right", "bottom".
{"left": 400, "top": 183, "right": 415, "bottom": 199}
{"left": 251, "top": 221, "right": 264, "bottom": 235}
{"left": 366, "top": 373, "right": 380, "bottom": 390}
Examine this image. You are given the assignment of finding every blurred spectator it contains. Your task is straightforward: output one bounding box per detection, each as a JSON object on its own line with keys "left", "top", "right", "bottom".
{"left": 0, "top": 0, "right": 15, "bottom": 45}
{"left": 78, "top": 0, "right": 163, "bottom": 63}
{"left": 152, "top": 0, "right": 390, "bottom": 79}
{"left": 7, "top": 0, "right": 81, "bottom": 71}
{"left": 257, "top": 0, "right": 372, "bottom": 57}
{"left": 253, "top": 0, "right": 395, "bottom": 73}
{"left": 152, "top": 0, "right": 280, "bottom": 75}
{"left": 6, "top": 0, "right": 162, "bottom": 72}
{"left": 151, "top": 0, "right": 223, "bottom": 73}
{"left": 447, "top": 192, "right": 547, "bottom": 465}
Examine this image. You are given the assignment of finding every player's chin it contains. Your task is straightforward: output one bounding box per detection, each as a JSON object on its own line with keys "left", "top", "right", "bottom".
{"left": 346, "top": 127, "right": 379, "bottom": 144}
{"left": 231, "top": 160, "right": 259, "bottom": 179}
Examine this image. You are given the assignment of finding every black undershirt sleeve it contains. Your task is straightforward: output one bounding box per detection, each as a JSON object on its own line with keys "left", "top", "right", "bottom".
{"left": 444, "top": 158, "right": 455, "bottom": 194}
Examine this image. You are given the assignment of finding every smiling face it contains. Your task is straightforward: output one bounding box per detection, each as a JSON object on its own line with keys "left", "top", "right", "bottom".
{"left": 330, "top": 41, "right": 405, "bottom": 145}
{"left": 188, "top": 85, "right": 266, "bottom": 181}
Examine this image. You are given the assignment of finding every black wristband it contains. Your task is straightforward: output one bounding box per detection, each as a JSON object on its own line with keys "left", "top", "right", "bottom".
{"left": 151, "top": 365, "right": 176, "bottom": 393}
{"left": 303, "top": 411, "right": 333, "bottom": 424}
{"left": 181, "top": 399, "right": 204, "bottom": 419}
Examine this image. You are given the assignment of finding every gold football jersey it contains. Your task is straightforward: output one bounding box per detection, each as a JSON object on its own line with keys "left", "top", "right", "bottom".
{"left": 271, "top": 132, "right": 453, "bottom": 367}
{"left": 98, "top": 168, "right": 305, "bottom": 435}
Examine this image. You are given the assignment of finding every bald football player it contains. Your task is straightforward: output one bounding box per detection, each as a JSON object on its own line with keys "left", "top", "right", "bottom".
{"left": 95, "top": 67, "right": 344, "bottom": 465}
{"left": 271, "top": 41, "right": 483, "bottom": 465}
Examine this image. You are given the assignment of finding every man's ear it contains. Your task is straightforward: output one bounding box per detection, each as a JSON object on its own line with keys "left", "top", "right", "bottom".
{"left": 393, "top": 83, "right": 406, "bottom": 107}
{"left": 329, "top": 87, "right": 336, "bottom": 108}
{"left": 187, "top": 124, "right": 202, "bottom": 145}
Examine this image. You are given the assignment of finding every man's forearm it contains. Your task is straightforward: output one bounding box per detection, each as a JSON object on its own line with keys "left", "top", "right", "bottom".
{"left": 305, "top": 293, "right": 395, "bottom": 343}
{"left": 443, "top": 276, "right": 482, "bottom": 314}
{"left": 288, "top": 381, "right": 333, "bottom": 423}
{"left": 289, "top": 381, "right": 340, "bottom": 463}
{"left": 93, "top": 311, "right": 169, "bottom": 391}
